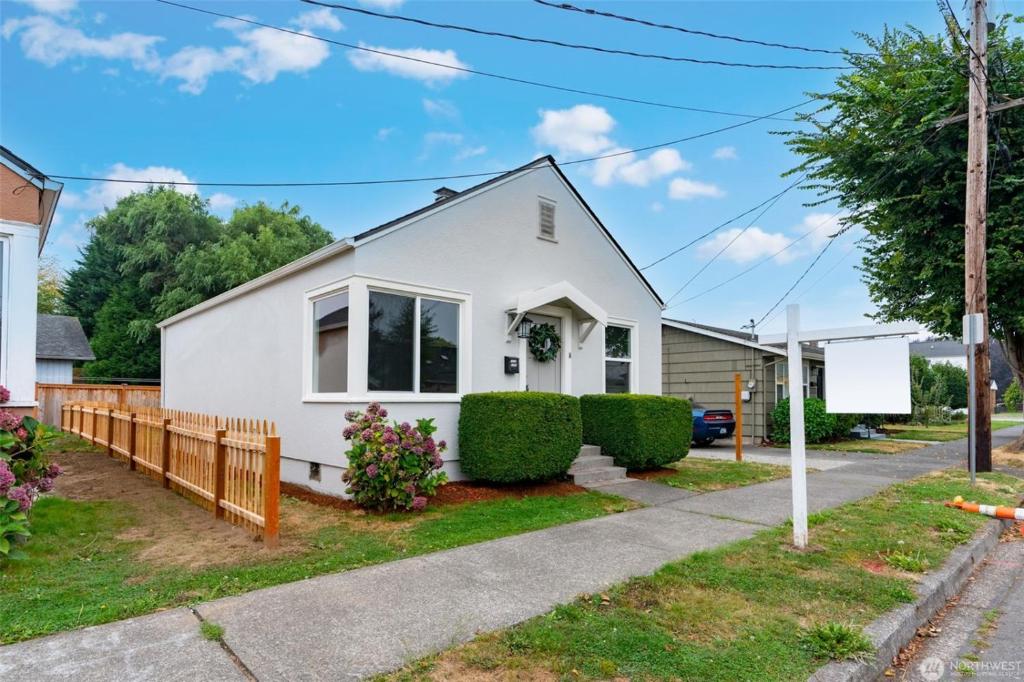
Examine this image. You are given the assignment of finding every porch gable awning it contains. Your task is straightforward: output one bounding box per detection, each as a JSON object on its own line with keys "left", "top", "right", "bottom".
{"left": 506, "top": 281, "right": 608, "bottom": 345}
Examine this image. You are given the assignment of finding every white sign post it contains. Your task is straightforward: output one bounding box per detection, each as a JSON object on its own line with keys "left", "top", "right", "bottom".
{"left": 761, "top": 305, "right": 916, "bottom": 549}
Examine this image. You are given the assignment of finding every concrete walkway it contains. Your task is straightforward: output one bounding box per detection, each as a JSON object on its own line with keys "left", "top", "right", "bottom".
{"left": 3, "top": 425, "right": 1021, "bottom": 682}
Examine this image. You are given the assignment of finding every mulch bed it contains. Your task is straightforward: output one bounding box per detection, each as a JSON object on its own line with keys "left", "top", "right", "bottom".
{"left": 628, "top": 468, "right": 677, "bottom": 481}
{"left": 282, "top": 479, "right": 587, "bottom": 512}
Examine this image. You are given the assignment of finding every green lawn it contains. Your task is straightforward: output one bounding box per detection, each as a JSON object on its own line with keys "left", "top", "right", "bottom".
{"left": 383, "top": 470, "right": 1024, "bottom": 681}
{"left": 885, "top": 420, "right": 1019, "bottom": 442}
{"left": 648, "top": 457, "right": 791, "bottom": 492}
{"left": 809, "top": 439, "right": 927, "bottom": 454}
{"left": 1, "top": 453, "right": 635, "bottom": 644}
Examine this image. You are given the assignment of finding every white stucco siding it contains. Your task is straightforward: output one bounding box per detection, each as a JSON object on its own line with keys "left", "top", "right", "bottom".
{"left": 161, "top": 162, "right": 662, "bottom": 495}
{"left": 1, "top": 220, "right": 41, "bottom": 407}
{"left": 353, "top": 164, "right": 662, "bottom": 397}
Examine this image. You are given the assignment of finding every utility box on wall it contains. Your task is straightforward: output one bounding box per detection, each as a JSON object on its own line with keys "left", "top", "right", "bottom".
{"left": 504, "top": 356, "right": 520, "bottom": 375}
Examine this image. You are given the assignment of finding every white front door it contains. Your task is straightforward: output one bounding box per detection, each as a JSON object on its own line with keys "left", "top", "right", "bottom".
{"left": 525, "top": 313, "right": 562, "bottom": 393}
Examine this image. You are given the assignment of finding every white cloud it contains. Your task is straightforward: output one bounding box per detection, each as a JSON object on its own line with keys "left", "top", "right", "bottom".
{"left": 532, "top": 104, "right": 615, "bottom": 156}
{"left": 357, "top": 0, "right": 404, "bottom": 9}
{"left": 455, "top": 145, "right": 487, "bottom": 160}
{"left": 422, "top": 97, "right": 459, "bottom": 119}
{"left": 12, "top": 0, "right": 77, "bottom": 15}
{"left": 292, "top": 8, "right": 343, "bottom": 32}
{"left": 697, "top": 227, "right": 793, "bottom": 264}
{"left": 712, "top": 146, "right": 738, "bottom": 160}
{"left": 207, "top": 192, "right": 239, "bottom": 212}
{"left": 63, "top": 163, "right": 197, "bottom": 211}
{"left": 423, "top": 131, "right": 463, "bottom": 146}
{"left": 376, "top": 127, "right": 396, "bottom": 140}
{"left": 793, "top": 212, "right": 843, "bottom": 250}
{"left": 3, "top": 9, "right": 339, "bottom": 94}
{"left": 2, "top": 15, "right": 162, "bottom": 70}
{"left": 593, "top": 148, "right": 689, "bottom": 187}
{"left": 668, "top": 178, "right": 725, "bottom": 200}
{"left": 347, "top": 43, "right": 469, "bottom": 84}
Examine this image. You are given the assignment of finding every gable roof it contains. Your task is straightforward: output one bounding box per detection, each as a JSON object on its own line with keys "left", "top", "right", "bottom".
{"left": 662, "top": 318, "right": 826, "bottom": 360}
{"left": 37, "top": 314, "right": 95, "bottom": 361}
{"left": 160, "top": 156, "right": 662, "bottom": 327}
{"left": 0, "top": 145, "right": 63, "bottom": 254}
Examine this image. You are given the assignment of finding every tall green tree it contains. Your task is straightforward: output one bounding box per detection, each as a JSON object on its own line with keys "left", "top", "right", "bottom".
{"left": 37, "top": 256, "right": 65, "bottom": 315}
{"left": 154, "top": 202, "right": 333, "bottom": 320}
{"left": 784, "top": 16, "right": 1024, "bottom": 447}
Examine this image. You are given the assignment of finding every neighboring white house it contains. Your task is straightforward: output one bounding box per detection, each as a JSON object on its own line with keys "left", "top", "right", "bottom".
{"left": 160, "top": 156, "right": 665, "bottom": 496}
{"left": 1, "top": 146, "right": 62, "bottom": 417}
{"left": 36, "top": 314, "right": 95, "bottom": 383}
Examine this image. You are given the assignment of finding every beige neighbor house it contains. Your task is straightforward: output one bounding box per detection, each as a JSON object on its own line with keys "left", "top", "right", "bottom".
{"left": 662, "top": 319, "right": 825, "bottom": 443}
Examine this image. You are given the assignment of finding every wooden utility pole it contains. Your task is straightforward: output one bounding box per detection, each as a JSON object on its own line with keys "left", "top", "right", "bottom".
{"left": 965, "top": 0, "right": 991, "bottom": 472}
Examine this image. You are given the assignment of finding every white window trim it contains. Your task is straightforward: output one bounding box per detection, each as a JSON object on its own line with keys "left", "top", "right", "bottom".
{"left": 303, "top": 275, "right": 472, "bottom": 403}
{"left": 604, "top": 317, "right": 638, "bottom": 394}
{"left": 775, "top": 360, "right": 810, "bottom": 401}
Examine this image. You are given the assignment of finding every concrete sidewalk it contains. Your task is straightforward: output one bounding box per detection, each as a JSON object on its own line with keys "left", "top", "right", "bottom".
{"left": 3, "top": 427, "right": 1020, "bottom": 681}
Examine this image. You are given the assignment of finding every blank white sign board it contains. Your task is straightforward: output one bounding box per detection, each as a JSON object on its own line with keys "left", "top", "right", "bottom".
{"left": 824, "top": 337, "right": 911, "bottom": 414}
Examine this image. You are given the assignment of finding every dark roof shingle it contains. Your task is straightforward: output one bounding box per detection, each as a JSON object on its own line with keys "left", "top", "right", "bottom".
{"left": 37, "top": 314, "right": 95, "bottom": 361}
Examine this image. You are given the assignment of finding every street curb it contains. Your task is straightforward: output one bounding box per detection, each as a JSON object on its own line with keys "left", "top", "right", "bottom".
{"left": 808, "top": 518, "right": 1010, "bottom": 682}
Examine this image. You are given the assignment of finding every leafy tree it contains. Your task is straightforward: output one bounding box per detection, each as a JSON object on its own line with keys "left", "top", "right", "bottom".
{"left": 1005, "top": 378, "right": 1022, "bottom": 413}
{"left": 154, "top": 202, "right": 333, "bottom": 320}
{"left": 37, "top": 256, "right": 64, "bottom": 315}
{"left": 784, "top": 16, "right": 1024, "bottom": 447}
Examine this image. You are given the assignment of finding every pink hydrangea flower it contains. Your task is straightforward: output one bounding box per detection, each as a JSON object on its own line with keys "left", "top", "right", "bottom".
{"left": 412, "top": 496, "right": 427, "bottom": 511}
{"left": 366, "top": 463, "right": 379, "bottom": 478}
{"left": 0, "top": 385, "right": 10, "bottom": 403}
{"left": 0, "top": 461, "right": 15, "bottom": 494}
{"left": 7, "top": 485, "right": 34, "bottom": 512}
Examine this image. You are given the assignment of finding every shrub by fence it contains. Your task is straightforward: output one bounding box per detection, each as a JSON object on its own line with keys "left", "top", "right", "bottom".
{"left": 62, "top": 401, "right": 279, "bottom": 545}
{"left": 581, "top": 394, "right": 692, "bottom": 470}
{"left": 458, "top": 392, "right": 582, "bottom": 483}
{"left": 37, "top": 383, "right": 160, "bottom": 427}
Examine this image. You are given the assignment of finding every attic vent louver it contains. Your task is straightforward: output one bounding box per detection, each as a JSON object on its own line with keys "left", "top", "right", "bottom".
{"left": 538, "top": 199, "right": 556, "bottom": 240}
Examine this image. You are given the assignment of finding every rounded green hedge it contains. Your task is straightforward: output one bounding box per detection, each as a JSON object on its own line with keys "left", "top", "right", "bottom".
{"left": 770, "top": 397, "right": 858, "bottom": 444}
{"left": 458, "top": 392, "right": 582, "bottom": 483}
{"left": 580, "top": 394, "right": 691, "bottom": 470}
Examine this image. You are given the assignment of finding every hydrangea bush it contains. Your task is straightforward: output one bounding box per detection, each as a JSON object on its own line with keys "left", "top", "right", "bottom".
{"left": 1, "top": 386, "right": 62, "bottom": 560}
{"left": 341, "top": 402, "right": 448, "bottom": 512}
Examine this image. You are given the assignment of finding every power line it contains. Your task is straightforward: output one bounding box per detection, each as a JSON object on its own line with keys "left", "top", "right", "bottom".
{"left": 302, "top": 0, "right": 852, "bottom": 71}
{"left": 662, "top": 173, "right": 806, "bottom": 304}
{"left": 760, "top": 241, "right": 859, "bottom": 328}
{"left": 155, "top": 0, "right": 800, "bottom": 122}
{"left": 754, "top": 237, "right": 836, "bottom": 327}
{"left": 639, "top": 176, "right": 806, "bottom": 271}
{"left": 533, "top": 0, "right": 872, "bottom": 57}
{"left": 48, "top": 97, "right": 815, "bottom": 187}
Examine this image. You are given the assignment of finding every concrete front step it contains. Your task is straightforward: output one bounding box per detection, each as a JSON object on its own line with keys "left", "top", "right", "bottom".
{"left": 569, "top": 444, "right": 628, "bottom": 486}
{"left": 571, "top": 465, "right": 629, "bottom": 486}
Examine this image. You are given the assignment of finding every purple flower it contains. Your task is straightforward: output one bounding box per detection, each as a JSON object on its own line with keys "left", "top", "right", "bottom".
{"left": 412, "top": 446, "right": 424, "bottom": 456}
{"left": 371, "top": 422, "right": 384, "bottom": 433}
{"left": 0, "top": 385, "right": 9, "bottom": 403}
{"left": 0, "top": 461, "right": 14, "bottom": 494}
{"left": 0, "top": 410, "right": 20, "bottom": 432}
{"left": 412, "top": 496, "right": 427, "bottom": 511}
{"left": 431, "top": 454, "right": 443, "bottom": 469}
{"left": 360, "top": 428, "right": 374, "bottom": 441}
{"left": 344, "top": 410, "right": 359, "bottom": 421}
{"left": 404, "top": 483, "right": 416, "bottom": 494}
{"left": 7, "top": 485, "right": 34, "bottom": 512}
{"left": 343, "top": 425, "right": 357, "bottom": 439}
{"left": 367, "top": 401, "right": 382, "bottom": 414}
{"left": 400, "top": 422, "right": 411, "bottom": 433}
{"left": 37, "top": 477, "right": 55, "bottom": 493}
{"left": 437, "top": 440, "right": 447, "bottom": 451}
{"left": 381, "top": 452, "right": 395, "bottom": 462}
{"left": 382, "top": 431, "right": 399, "bottom": 445}
{"left": 47, "top": 464, "right": 63, "bottom": 478}
{"left": 366, "top": 463, "right": 379, "bottom": 478}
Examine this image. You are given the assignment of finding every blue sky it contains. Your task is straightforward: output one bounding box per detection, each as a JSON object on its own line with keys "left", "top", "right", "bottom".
{"left": 3, "top": 0, "right": 1017, "bottom": 333}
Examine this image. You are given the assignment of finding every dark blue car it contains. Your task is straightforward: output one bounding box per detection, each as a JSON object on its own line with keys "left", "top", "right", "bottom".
{"left": 692, "top": 404, "right": 736, "bottom": 446}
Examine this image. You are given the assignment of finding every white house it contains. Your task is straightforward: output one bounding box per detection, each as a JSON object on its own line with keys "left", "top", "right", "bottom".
{"left": 160, "top": 156, "right": 664, "bottom": 496}
{"left": 1, "top": 147, "right": 63, "bottom": 417}
{"left": 37, "top": 314, "right": 95, "bottom": 383}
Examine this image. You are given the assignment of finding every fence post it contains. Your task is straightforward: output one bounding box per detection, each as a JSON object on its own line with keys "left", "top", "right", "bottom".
{"left": 213, "top": 428, "right": 227, "bottom": 519}
{"left": 161, "top": 417, "right": 172, "bottom": 489}
{"left": 106, "top": 408, "right": 114, "bottom": 458}
{"left": 61, "top": 405, "right": 67, "bottom": 432}
{"left": 128, "top": 413, "right": 137, "bottom": 471}
{"left": 119, "top": 383, "right": 128, "bottom": 409}
{"left": 90, "top": 407, "right": 97, "bottom": 446}
{"left": 263, "top": 435, "right": 281, "bottom": 548}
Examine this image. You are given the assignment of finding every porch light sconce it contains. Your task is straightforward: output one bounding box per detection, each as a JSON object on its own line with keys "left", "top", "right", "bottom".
{"left": 517, "top": 317, "right": 535, "bottom": 339}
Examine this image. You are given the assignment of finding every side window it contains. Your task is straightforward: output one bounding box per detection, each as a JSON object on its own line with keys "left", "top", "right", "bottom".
{"left": 312, "top": 291, "right": 349, "bottom": 393}
{"left": 604, "top": 325, "right": 632, "bottom": 393}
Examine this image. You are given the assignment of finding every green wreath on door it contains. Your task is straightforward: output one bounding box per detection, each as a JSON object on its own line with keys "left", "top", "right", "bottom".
{"left": 528, "top": 323, "right": 561, "bottom": 362}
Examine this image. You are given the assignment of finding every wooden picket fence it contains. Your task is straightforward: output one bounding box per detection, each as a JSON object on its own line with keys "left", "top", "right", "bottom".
{"left": 37, "top": 383, "right": 161, "bottom": 427}
{"left": 62, "top": 401, "right": 280, "bottom": 546}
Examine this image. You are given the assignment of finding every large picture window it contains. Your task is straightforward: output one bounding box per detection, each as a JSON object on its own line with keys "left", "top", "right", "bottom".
{"left": 313, "top": 291, "right": 349, "bottom": 393}
{"left": 368, "top": 290, "right": 460, "bottom": 394}
{"left": 604, "top": 324, "right": 632, "bottom": 394}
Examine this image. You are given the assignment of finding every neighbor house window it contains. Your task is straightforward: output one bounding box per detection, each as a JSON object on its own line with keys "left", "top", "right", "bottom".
{"left": 604, "top": 324, "right": 632, "bottom": 393}
{"left": 368, "top": 290, "right": 459, "bottom": 394}
{"left": 775, "top": 361, "right": 810, "bottom": 401}
{"left": 313, "top": 291, "right": 349, "bottom": 393}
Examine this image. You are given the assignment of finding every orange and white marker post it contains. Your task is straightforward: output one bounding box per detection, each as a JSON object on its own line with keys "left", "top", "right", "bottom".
{"left": 946, "top": 497, "right": 1024, "bottom": 521}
